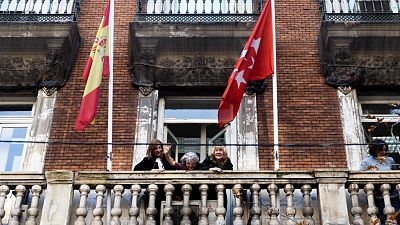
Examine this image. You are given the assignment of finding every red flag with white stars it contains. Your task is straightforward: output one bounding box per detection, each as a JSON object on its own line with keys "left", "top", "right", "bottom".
{"left": 218, "top": 0, "right": 274, "bottom": 128}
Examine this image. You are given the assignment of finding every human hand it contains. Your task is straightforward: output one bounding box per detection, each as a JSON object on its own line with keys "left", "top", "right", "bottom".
{"left": 163, "top": 144, "right": 172, "bottom": 154}
{"left": 366, "top": 165, "right": 378, "bottom": 171}
{"left": 209, "top": 167, "right": 223, "bottom": 173}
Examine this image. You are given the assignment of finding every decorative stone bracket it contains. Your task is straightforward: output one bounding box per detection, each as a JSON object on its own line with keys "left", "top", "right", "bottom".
{"left": 129, "top": 22, "right": 269, "bottom": 95}
{"left": 0, "top": 23, "right": 81, "bottom": 95}
{"left": 318, "top": 21, "right": 400, "bottom": 91}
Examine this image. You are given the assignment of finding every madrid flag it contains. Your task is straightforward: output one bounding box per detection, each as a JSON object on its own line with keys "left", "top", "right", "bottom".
{"left": 218, "top": 0, "right": 274, "bottom": 128}
{"left": 75, "top": 0, "right": 110, "bottom": 131}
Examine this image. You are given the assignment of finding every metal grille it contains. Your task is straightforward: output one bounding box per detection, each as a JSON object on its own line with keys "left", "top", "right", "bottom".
{"left": 136, "top": 13, "right": 259, "bottom": 22}
{"left": 0, "top": 14, "right": 76, "bottom": 22}
{"left": 323, "top": 13, "right": 400, "bottom": 22}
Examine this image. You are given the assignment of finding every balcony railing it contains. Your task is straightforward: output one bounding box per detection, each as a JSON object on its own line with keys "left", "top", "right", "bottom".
{"left": 0, "top": 0, "right": 80, "bottom": 22}
{"left": 320, "top": 0, "right": 400, "bottom": 22}
{"left": 2, "top": 170, "right": 400, "bottom": 224}
{"left": 135, "top": 0, "right": 263, "bottom": 22}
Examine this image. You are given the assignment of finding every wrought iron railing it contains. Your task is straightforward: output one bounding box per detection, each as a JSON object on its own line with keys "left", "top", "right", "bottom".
{"left": 135, "top": 0, "right": 264, "bottom": 22}
{"left": 320, "top": 0, "right": 400, "bottom": 22}
{"left": 0, "top": 0, "right": 80, "bottom": 22}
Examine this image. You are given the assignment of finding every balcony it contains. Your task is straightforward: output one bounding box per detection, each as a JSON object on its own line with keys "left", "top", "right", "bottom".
{"left": 2, "top": 170, "right": 400, "bottom": 224}
{"left": 318, "top": 0, "right": 400, "bottom": 91}
{"left": 0, "top": 0, "right": 81, "bottom": 93}
{"left": 129, "top": 0, "right": 266, "bottom": 95}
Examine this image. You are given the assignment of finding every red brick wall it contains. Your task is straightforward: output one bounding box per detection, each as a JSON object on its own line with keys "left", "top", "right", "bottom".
{"left": 45, "top": 0, "right": 138, "bottom": 171}
{"left": 257, "top": 0, "right": 347, "bottom": 170}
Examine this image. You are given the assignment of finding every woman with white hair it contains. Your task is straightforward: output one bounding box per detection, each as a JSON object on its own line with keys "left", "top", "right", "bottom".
{"left": 163, "top": 145, "right": 200, "bottom": 170}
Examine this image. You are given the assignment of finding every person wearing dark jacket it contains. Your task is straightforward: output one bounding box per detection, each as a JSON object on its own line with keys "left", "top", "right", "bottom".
{"left": 199, "top": 146, "right": 233, "bottom": 172}
{"left": 133, "top": 138, "right": 175, "bottom": 171}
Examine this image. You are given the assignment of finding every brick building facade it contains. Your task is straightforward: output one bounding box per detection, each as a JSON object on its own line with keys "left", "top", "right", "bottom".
{"left": 44, "top": 0, "right": 348, "bottom": 171}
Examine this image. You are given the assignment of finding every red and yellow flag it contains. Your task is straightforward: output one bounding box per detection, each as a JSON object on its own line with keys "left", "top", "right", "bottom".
{"left": 75, "top": 0, "right": 110, "bottom": 131}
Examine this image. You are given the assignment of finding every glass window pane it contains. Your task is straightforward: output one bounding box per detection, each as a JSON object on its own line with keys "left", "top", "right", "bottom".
{"left": 362, "top": 103, "right": 400, "bottom": 115}
{"left": 0, "top": 127, "right": 28, "bottom": 172}
{"left": 165, "top": 109, "right": 218, "bottom": 120}
{"left": 0, "top": 105, "right": 32, "bottom": 116}
{"left": 5, "top": 144, "right": 23, "bottom": 171}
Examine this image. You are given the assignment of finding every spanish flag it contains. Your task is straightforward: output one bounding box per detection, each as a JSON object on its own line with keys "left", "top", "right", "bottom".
{"left": 75, "top": 0, "right": 110, "bottom": 131}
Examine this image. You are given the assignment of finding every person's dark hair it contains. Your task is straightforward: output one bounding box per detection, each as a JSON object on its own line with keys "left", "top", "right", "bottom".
{"left": 146, "top": 138, "right": 163, "bottom": 160}
{"left": 368, "top": 139, "right": 388, "bottom": 157}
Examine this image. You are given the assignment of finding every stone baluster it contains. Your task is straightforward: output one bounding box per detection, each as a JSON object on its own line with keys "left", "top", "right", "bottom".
{"left": 301, "top": 184, "right": 314, "bottom": 225}
{"left": 232, "top": 184, "right": 244, "bottom": 225}
{"left": 201, "top": 0, "right": 205, "bottom": 13}
{"left": 152, "top": 0, "right": 156, "bottom": 13}
{"left": 177, "top": 0, "right": 181, "bottom": 13}
{"left": 128, "top": 185, "right": 141, "bottom": 225}
{"left": 9, "top": 185, "right": 26, "bottom": 225}
{"left": 284, "top": 184, "right": 296, "bottom": 225}
{"left": 110, "top": 185, "right": 124, "bottom": 225}
{"left": 250, "top": 184, "right": 261, "bottom": 225}
{"left": 180, "top": 184, "right": 192, "bottom": 225}
{"left": 267, "top": 184, "right": 279, "bottom": 225}
{"left": 338, "top": 0, "right": 343, "bottom": 12}
{"left": 146, "top": 184, "right": 158, "bottom": 225}
{"left": 169, "top": 0, "right": 173, "bottom": 13}
{"left": 215, "top": 184, "right": 226, "bottom": 225}
{"left": 198, "top": 184, "right": 209, "bottom": 225}
{"left": 381, "top": 184, "right": 395, "bottom": 223}
{"left": 163, "top": 184, "right": 175, "bottom": 225}
{"left": 327, "top": 0, "right": 333, "bottom": 13}
{"left": 348, "top": 184, "right": 364, "bottom": 225}
{"left": 75, "top": 184, "right": 91, "bottom": 225}
{"left": 91, "top": 185, "right": 106, "bottom": 225}
{"left": 364, "top": 183, "right": 379, "bottom": 224}
{"left": 0, "top": 185, "right": 10, "bottom": 225}
{"left": 26, "top": 185, "right": 42, "bottom": 225}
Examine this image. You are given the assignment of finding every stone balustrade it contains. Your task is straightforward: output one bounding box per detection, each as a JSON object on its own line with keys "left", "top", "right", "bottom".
{"left": 1, "top": 170, "right": 400, "bottom": 224}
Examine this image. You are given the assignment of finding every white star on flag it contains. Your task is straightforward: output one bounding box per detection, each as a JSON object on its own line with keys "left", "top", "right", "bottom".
{"left": 234, "top": 70, "right": 246, "bottom": 89}
{"left": 250, "top": 38, "right": 261, "bottom": 53}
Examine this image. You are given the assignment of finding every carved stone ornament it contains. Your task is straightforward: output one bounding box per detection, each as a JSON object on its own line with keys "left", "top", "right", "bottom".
{"left": 338, "top": 86, "right": 352, "bottom": 95}
{"left": 139, "top": 86, "right": 154, "bottom": 96}
{"left": 323, "top": 53, "right": 400, "bottom": 89}
{"left": 156, "top": 53, "right": 235, "bottom": 85}
{"left": 42, "top": 87, "right": 58, "bottom": 96}
{"left": 0, "top": 56, "right": 46, "bottom": 89}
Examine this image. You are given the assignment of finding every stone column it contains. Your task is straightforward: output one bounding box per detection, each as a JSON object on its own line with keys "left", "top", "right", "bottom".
{"left": 315, "top": 170, "right": 349, "bottom": 225}
{"left": 234, "top": 95, "right": 259, "bottom": 170}
{"left": 40, "top": 170, "right": 74, "bottom": 225}
{"left": 337, "top": 88, "right": 365, "bottom": 170}
{"left": 133, "top": 90, "right": 159, "bottom": 167}
{"left": 22, "top": 89, "right": 57, "bottom": 172}
{"left": 132, "top": 90, "right": 162, "bottom": 167}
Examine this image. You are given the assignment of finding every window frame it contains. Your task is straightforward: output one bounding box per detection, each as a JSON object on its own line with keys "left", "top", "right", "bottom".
{"left": 0, "top": 98, "right": 34, "bottom": 172}
{"left": 157, "top": 96, "right": 226, "bottom": 162}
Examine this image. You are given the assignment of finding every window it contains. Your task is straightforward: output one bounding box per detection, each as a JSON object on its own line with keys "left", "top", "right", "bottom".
{"left": 0, "top": 103, "right": 33, "bottom": 172}
{"left": 158, "top": 97, "right": 226, "bottom": 161}
{"left": 359, "top": 95, "right": 400, "bottom": 158}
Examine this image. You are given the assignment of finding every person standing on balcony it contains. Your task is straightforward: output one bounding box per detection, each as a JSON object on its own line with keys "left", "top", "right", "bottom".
{"left": 133, "top": 138, "right": 175, "bottom": 171}
{"left": 199, "top": 146, "right": 233, "bottom": 172}
{"left": 163, "top": 148, "right": 200, "bottom": 170}
{"left": 360, "top": 139, "right": 400, "bottom": 224}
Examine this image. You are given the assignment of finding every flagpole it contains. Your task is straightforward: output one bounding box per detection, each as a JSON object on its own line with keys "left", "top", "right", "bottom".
{"left": 107, "top": 0, "right": 114, "bottom": 172}
{"left": 271, "top": 0, "right": 279, "bottom": 170}
{"left": 106, "top": 0, "right": 114, "bottom": 224}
